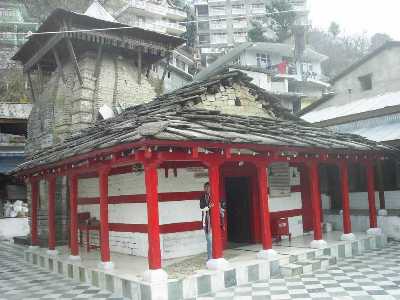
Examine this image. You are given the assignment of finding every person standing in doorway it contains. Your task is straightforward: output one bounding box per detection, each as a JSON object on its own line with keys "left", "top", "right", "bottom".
{"left": 200, "top": 182, "right": 212, "bottom": 260}
{"left": 200, "top": 182, "right": 226, "bottom": 261}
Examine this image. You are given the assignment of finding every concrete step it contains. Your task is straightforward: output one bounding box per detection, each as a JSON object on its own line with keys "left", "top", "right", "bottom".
{"left": 280, "top": 255, "right": 336, "bottom": 278}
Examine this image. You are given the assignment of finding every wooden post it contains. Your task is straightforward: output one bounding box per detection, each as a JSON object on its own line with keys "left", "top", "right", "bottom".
{"left": 208, "top": 164, "right": 223, "bottom": 259}
{"left": 308, "top": 161, "right": 323, "bottom": 241}
{"left": 377, "top": 160, "right": 385, "bottom": 210}
{"left": 65, "top": 38, "right": 83, "bottom": 86}
{"left": 256, "top": 164, "right": 273, "bottom": 250}
{"left": 99, "top": 167, "right": 111, "bottom": 264}
{"left": 144, "top": 162, "right": 162, "bottom": 270}
{"left": 69, "top": 175, "right": 79, "bottom": 257}
{"left": 339, "top": 162, "right": 352, "bottom": 234}
{"left": 30, "top": 179, "right": 39, "bottom": 247}
{"left": 366, "top": 162, "right": 378, "bottom": 228}
{"left": 47, "top": 176, "right": 56, "bottom": 252}
{"left": 137, "top": 47, "right": 142, "bottom": 84}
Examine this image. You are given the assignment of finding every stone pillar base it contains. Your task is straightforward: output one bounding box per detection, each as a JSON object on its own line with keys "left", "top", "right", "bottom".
{"left": 206, "top": 258, "right": 230, "bottom": 270}
{"left": 28, "top": 245, "right": 39, "bottom": 250}
{"left": 340, "top": 233, "right": 356, "bottom": 241}
{"left": 68, "top": 255, "right": 81, "bottom": 261}
{"left": 46, "top": 249, "right": 58, "bottom": 256}
{"left": 98, "top": 261, "right": 114, "bottom": 270}
{"left": 367, "top": 227, "right": 383, "bottom": 235}
{"left": 310, "top": 240, "right": 328, "bottom": 249}
{"left": 143, "top": 269, "right": 168, "bottom": 283}
{"left": 257, "top": 249, "right": 278, "bottom": 260}
{"left": 378, "top": 209, "right": 388, "bottom": 216}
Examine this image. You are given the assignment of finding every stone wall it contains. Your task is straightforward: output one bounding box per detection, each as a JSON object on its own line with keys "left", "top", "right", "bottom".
{"left": 196, "top": 83, "right": 268, "bottom": 117}
{"left": 27, "top": 50, "right": 156, "bottom": 154}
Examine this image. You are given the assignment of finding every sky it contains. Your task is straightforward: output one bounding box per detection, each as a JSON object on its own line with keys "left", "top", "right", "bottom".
{"left": 308, "top": 0, "right": 400, "bottom": 40}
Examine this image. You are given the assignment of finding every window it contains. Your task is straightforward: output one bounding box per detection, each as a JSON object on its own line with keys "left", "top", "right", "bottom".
{"left": 176, "top": 58, "right": 186, "bottom": 71}
{"left": 198, "top": 34, "right": 210, "bottom": 44}
{"left": 211, "top": 32, "right": 227, "bottom": 44}
{"left": 232, "top": 55, "right": 241, "bottom": 65}
{"left": 256, "top": 53, "right": 271, "bottom": 68}
{"left": 197, "top": 5, "right": 209, "bottom": 16}
{"left": 358, "top": 74, "right": 373, "bottom": 91}
{"left": 234, "top": 31, "right": 247, "bottom": 42}
{"left": 209, "top": 6, "right": 225, "bottom": 16}
{"left": 198, "top": 21, "right": 210, "bottom": 31}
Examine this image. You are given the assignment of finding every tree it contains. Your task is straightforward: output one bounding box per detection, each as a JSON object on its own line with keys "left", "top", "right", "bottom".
{"left": 18, "top": 0, "right": 92, "bottom": 21}
{"left": 370, "top": 33, "right": 392, "bottom": 51}
{"left": 307, "top": 28, "right": 370, "bottom": 77}
{"left": 266, "top": 0, "right": 296, "bottom": 42}
{"left": 181, "top": 4, "right": 196, "bottom": 48}
{"left": 328, "top": 22, "right": 340, "bottom": 39}
{"left": 248, "top": 21, "right": 270, "bottom": 42}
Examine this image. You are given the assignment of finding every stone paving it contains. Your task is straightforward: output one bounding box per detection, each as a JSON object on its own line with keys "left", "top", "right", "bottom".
{"left": 198, "top": 241, "right": 400, "bottom": 300}
{"left": 0, "top": 242, "right": 123, "bottom": 300}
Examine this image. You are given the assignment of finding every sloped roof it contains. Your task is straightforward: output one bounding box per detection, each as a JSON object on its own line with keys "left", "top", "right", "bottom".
{"left": 302, "top": 91, "right": 400, "bottom": 124}
{"left": 15, "top": 71, "right": 393, "bottom": 173}
{"left": 84, "top": 0, "right": 117, "bottom": 23}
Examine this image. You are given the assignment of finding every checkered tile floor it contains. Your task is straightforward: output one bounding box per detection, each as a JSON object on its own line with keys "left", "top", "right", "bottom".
{"left": 200, "top": 241, "right": 400, "bottom": 300}
{"left": 0, "top": 242, "right": 123, "bottom": 300}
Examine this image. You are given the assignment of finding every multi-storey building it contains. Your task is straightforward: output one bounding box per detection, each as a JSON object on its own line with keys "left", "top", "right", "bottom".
{"left": 194, "top": 0, "right": 308, "bottom": 65}
{"left": 0, "top": 1, "right": 38, "bottom": 70}
{"left": 106, "top": 0, "right": 187, "bottom": 37}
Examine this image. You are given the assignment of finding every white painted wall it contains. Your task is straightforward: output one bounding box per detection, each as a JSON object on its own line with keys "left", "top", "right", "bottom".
{"left": 77, "top": 165, "right": 306, "bottom": 258}
{"left": 0, "top": 217, "right": 29, "bottom": 240}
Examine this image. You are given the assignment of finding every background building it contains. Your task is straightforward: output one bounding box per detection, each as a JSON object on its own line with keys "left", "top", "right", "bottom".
{"left": 195, "top": 41, "right": 329, "bottom": 112}
{"left": 194, "top": 0, "right": 308, "bottom": 65}
{"left": 105, "top": 0, "right": 187, "bottom": 36}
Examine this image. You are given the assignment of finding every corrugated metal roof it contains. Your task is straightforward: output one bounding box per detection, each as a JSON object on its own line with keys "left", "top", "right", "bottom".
{"left": 0, "top": 103, "right": 32, "bottom": 119}
{"left": 302, "top": 91, "right": 400, "bottom": 123}
{"left": 334, "top": 122, "right": 400, "bottom": 142}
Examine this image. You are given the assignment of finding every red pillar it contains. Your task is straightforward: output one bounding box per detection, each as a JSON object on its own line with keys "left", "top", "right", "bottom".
{"left": 47, "top": 176, "right": 56, "bottom": 251}
{"left": 308, "top": 161, "right": 323, "bottom": 241}
{"left": 69, "top": 175, "right": 79, "bottom": 256}
{"left": 366, "top": 162, "right": 378, "bottom": 228}
{"left": 339, "top": 162, "right": 352, "bottom": 234}
{"left": 256, "top": 164, "right": 273, "bottom": 250}
{"left": 144, "top": 163, "right": 162, "bottom": 270}
{"left": 208, "top": 164, "right": 223, "bottom": 259}
{"left": 99, "top": 167, "right": 111, "bottom": 262}
{"left": 377, "top": 161, "right": 385, "bottom": 210}
{"left": 30, "top": 179, "right": 39, "bottom": 246}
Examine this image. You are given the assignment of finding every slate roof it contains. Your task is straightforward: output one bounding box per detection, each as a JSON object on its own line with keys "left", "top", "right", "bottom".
{"left": 15, "top": 71, "right": 394, "bottom": 173}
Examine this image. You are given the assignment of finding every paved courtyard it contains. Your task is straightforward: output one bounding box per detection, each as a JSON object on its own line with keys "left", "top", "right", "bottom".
{"left": 0, "top": 242, "right": 122, "bottom": 300}
{"left": 199, "top": 241, "right": 400, "bottom": 300}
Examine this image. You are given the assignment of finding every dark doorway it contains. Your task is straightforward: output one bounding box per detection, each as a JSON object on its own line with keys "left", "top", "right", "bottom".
{"left": 225, "top": 177, "right": 252, "bottom": 244}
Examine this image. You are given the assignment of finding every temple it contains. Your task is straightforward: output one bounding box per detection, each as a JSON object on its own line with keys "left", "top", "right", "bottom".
{"left": 13, "top": 5, "right": 395, "bottom": 300}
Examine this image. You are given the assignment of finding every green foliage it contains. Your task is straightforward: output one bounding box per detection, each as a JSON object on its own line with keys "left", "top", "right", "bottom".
{"left": 0, "top": 68, "right": 30, "bottom": 103}
{"left": 266, "top": 0, "right": 296, "bottom": 42}
{"left": 248, "top": 21, "right": 270, "bottom": 43}
{"left": 181, "top": 4, "right": 196, "bottom": 48}
{"left": 17, "top": 0, "right": 92, "bottom": 21}
{"left": 328, "top": 22, "right": 340, "bottom": 39}
{"left": 370, "top": 33, "right": 392, "bottom": 51}
{"left": 307, "top": 29, "right": 371, "bottom": 77}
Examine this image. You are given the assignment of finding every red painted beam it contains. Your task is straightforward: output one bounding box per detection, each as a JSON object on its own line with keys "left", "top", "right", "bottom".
{"left": 69, "top": 175, "right": 79, "bottom": 256}
{"left": 78, "top": 191, "right": 203, "bottom": 205}
{"left": 339, "top": 162, "right": 352, "bottom": 234}
{"left": 108, "top": 221, "right": 202, "bottom": 234}
{"left": 30, "top": 180, "right": 39, "bottom": 246}
{"left": 366, "top": 162, "right": 378, "bottom": 228}
{"left": 144, "top": 163, "right": 162, "bottom": 270}
{"left": 256, "top": 163, "right": 273, "bottom": 250}
{"left": 308, "top": 161, "right": 323, "bottom": 241}
{"left": 47, "top": 176, "right": 56, "bottom": 251}
{"left": 209, "top": 164, "right": 224, "bottom": 259}
{"left": 99, "top": 167, "right": 111, "bottom": 263}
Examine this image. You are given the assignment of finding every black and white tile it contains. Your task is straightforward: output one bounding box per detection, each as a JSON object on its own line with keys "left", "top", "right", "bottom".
{"left": 0, "top": 242, "right": 123, "bottom": 300}
{"left": 198, "top": 241, "right": 400, "bottom": 300}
